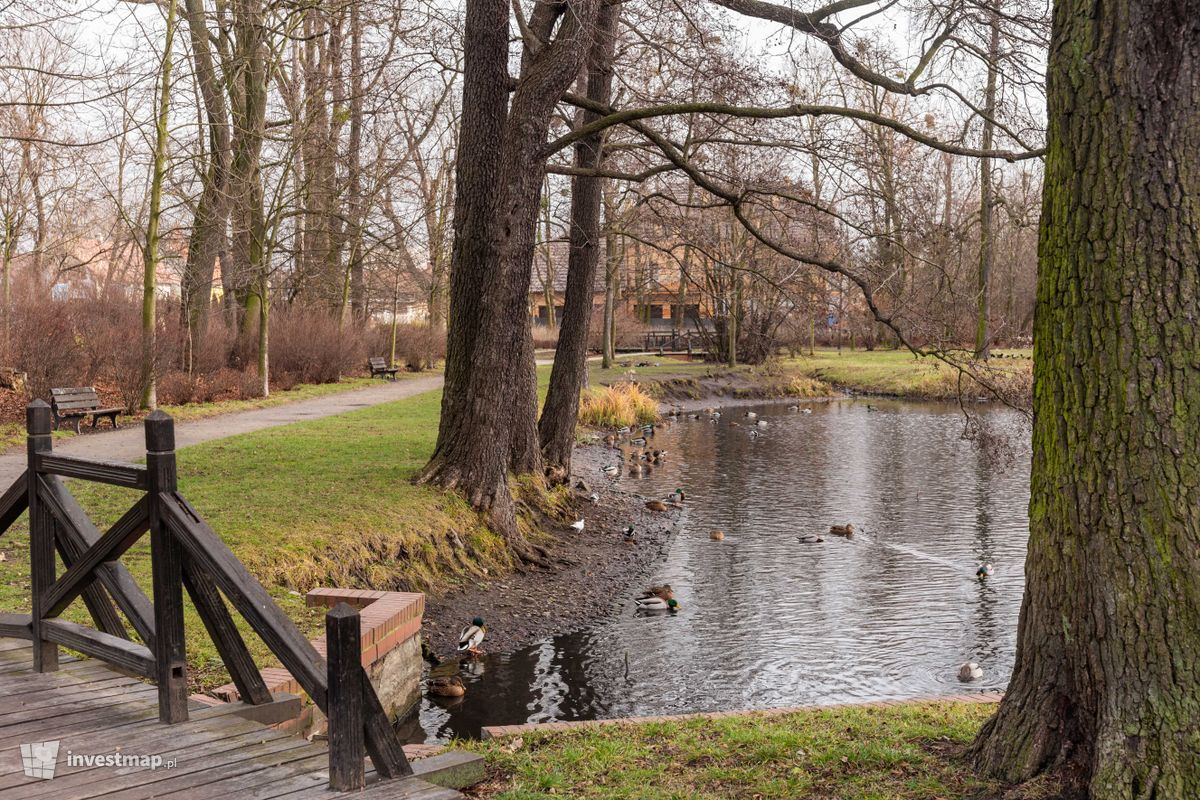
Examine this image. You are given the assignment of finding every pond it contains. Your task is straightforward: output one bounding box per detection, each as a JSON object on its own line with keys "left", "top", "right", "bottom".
{"left": 402, "top": 398, "right": 1031, "bottom": 744}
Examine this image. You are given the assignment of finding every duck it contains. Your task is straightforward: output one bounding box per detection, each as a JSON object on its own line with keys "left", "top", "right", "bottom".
{"left": 645, "top": 499, "right": 669, "bottom": 512}
{"left": 866, "top": 404, "right": 877, "bottom": 412}
{"left": 428, "top": 675, "right": 466, "bottom": 698}
{"left": 958, "top": 662, "right": 983, "bottom": 682}
{"left": 710, "top": 529, "right": 725, "bottom": 541}
{"left": 787, "top": 405, "right": 799, "bottom": 412}
{"left": 588, "top": 492, "right": 600, "bottom": 505}
{"left": 601, "top": 464, "right": 620, "bottom": 477}
{"left": 630, "top": 436, "right": 647, "bottom": 447}
{"left": 829, "top": 523, "right": 855, "bottom": 537}
{"left": 617, "top": 426, "right": 631, "bottom": 434}
{"left": 457, "top": 617, "right": 486, "bottom": 655}
{"left": 635, "top": 596, "right": 680, "bottom": 612}
{"left": 976, "top": 562, "right": 994, "bottom": 578}
{"left": 756, "top": 419, "right": 768, "bottom": 428}
{"left": 667, "top": 488, "right": 685, "bottom": 506}
{"left": 641, "top": 584, "right": 674, "bottom": 600}
{"left": 622, "top": 525, "right": 637, "bottom": 544}
{"left": 603, "top": 434, "right": 618, "bottom": 447}
{"left": 745, "top": 411, "right": 758, "bottom": 419}
{"left": 802, "top": 408, "right": 813, "bottom": 415}
{"left": 798, "top": 534, "right": 824, "bottom": 544}
{"left": 749, "top": 429, "right": 761, "bottom": 439}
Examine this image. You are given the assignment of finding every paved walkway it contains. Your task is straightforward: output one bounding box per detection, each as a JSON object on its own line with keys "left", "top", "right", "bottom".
{"left": 0, "top": 375, "right": 444, "bottom": 488}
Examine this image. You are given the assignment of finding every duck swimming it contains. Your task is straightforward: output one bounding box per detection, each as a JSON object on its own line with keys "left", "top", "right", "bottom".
{"left": 428, "top": 676, "right": 466, "bottom": 698}
{"left": 977, "top": 563, "right": 994, "bottom": 578}
{"left": 635, "top": 596, "right": 680, "bottom": 612}
{"left": 710, "top": 529, "right": 725, "bottom": 541}
{"left": 958, "top": 662, "right": 983, "bottom": 682}
{"left": 829, "top": 524, "right": 854, "bottom": 536}
{"left": 798, "top": 534, "right": 824, "bottom": 543}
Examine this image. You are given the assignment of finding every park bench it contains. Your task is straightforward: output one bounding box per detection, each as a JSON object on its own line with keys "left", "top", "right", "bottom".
{"left": 49, "top": 387, "right": 123, "bottom": 433}
{"left": 367, "top": 356, "right": 399, "bottom": 381}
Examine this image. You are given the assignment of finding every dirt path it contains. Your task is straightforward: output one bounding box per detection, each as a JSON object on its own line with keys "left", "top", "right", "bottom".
{"left": 0, "top": 374, "right": 444, "bottom": 486}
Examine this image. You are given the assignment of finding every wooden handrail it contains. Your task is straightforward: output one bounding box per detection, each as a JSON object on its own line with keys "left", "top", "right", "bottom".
{"left": 0, "top": 402, "right": 414, "bottom": 789}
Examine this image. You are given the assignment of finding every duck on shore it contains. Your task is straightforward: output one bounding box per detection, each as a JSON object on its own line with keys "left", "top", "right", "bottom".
{"left": 457, "top": 617, "right": 486, "bottom": 656}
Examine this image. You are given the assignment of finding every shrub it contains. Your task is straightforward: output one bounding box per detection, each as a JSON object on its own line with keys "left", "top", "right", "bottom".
{"left": 269, "top": 306, "right": 365, "bottom": 384}
{"left": 578, "top": 382, "right": 659, "bottom": 429}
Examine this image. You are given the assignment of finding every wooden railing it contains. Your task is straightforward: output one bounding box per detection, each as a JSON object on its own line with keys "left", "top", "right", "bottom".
{"left": 0, "top": 401, "right": 411, "bottom": 789}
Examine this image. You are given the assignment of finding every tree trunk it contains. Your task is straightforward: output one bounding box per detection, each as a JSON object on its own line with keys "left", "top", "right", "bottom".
{"left": 974, "top": 0, "right": 1000, "bottom": 360}
{"left": 969, "top": 0, "right": 1200, "bottom": 795}
{"left": 181, "top": 0, "right": 231, "bottom": 371}
{"left": 538, "top": 3, "right": 618, "bottom": 481}
{"left": 142, "top": 0, "right": 179, "bottom": 411}
{"left": 417, "top": 0, "right": 599, "bottom": 544}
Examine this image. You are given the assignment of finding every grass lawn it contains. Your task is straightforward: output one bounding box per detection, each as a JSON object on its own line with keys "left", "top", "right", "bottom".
{"left": 0, "top": 383, "right": 511, "bottom": 690}
{"left": 463, "top": 701, "right": 1045, "bottom": 800}
{"left": 781, "top": 349, "right": 1033, "bottom": 400}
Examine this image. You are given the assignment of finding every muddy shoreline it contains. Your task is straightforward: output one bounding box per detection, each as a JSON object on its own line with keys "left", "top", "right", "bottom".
{"left": 420, "top": 385, "right": 834, "bottom": 662}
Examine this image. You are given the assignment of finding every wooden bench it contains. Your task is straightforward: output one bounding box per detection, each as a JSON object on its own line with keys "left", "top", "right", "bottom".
{"left": 49, "top": 387, "right": 123, "bottom": 433}
{"left": 367, "top": 357, "right": 399, "bottom": 381}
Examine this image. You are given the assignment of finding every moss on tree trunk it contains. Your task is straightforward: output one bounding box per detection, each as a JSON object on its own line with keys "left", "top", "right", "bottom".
{"left": 969, "top": 0, "right": 1200, "bottom": 795}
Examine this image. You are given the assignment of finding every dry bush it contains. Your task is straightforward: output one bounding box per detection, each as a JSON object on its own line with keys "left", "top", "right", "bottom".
{"left": 157, "top": 370, "right": 201, "bottom": 405}
{"left": 578, "top": 382, "right": 659, "bottom": 428}
{"left": 7, "top": 295, "right": 85, "bottom": 400}
{"left": 392, "top": 323, "right": 446, "bottom": 371}
{"left": 269, "top": 306, "right": 365, "bottom": 384}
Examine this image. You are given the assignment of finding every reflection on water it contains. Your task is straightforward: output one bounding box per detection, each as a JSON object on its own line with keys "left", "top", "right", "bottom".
{"left": 407, "top": 398, "right": 1031, "bottom": 743}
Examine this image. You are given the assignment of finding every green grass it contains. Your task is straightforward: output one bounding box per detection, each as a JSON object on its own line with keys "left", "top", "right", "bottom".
{"left": 463, "top": 702, "right": 1020, "bottom": 799}
{"left": 0, "top": 385, "right": 512, "bottom": 690}
{"left": 781, "top": 349, "right": 1033, "bottom": 400}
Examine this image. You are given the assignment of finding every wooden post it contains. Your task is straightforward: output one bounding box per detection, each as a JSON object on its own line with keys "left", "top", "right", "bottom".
{"left": 26, "top": 401, "right": 58, "bottom": 672}
{"left": 326, "top": 602, "right": 365, "bottom": 791}
{"left": 145, "top": 411, "right": 187, "bottom": 723}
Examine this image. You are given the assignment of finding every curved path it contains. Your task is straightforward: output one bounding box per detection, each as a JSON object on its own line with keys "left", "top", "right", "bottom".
{"left": 0, "top": 374, "right": 444, "bottom": 488}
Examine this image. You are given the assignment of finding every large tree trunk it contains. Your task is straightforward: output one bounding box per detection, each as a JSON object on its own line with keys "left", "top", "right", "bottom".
{"left": 969, "top": 0, "right": 1200, "bottom": 795}
{"left": 181, "top": 0, "right": 231, "bottom": 371}
{"left": 538, "top": 3, "right": 618, "bottom": 482}
{"left": 417, "top": 0, "right": 599, "bottom": 544}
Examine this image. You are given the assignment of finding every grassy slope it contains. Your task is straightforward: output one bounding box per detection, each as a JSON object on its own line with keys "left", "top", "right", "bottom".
{"left": 464, "top": 702, "right": 1033, "bottom": 800}
{"left": 782, "top": 349, "right": 1033, "bottom": 400}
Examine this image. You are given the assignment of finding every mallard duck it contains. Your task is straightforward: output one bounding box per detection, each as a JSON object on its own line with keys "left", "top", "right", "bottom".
{"left": 635, "top": 596, "right": 680, "bottom": 612}
{"left": 640, "top": 584, "right": 674, "bottom": 601}
{"left": 622, "top": 525, "right": 637, "bottom": 544}
{"left": 802, "top": 408, "right": 813, "bottom": 415}
{"left": 787, "top": 405, "right": 799, "bottom": 412}
{"left": 976, "top": 563, "right": 994, "bottom": 578}
{"left": 958, "top": 662, "right": 983, "bottom": 682}
{"left": 645, "top": 499, "right": 669, "bottom": 512}
{"left": 588, "top": 492, "right": 600, "bottom": 505}
{"left": 710, "top": 529, "right": 725, "bottom": 541}
{"left": 756, "top": 419, "right": 768, "bottom": 428}
{"left": 798, "top": 534, "right": 824, "bottom": 543}
{"left": 630, "top": 436, "right": 647, "bottom": 446}
{"left": 749, "top": 429, "right": 761, "bottom": 439}
{"left": 457, "top": 617, "right": 486, "bottom": 655}
{"left": 866, "top": 404, "right": 877, "bottom": 412}
{"left": 668, "top": 488, "right": 685, "bottom": 504}
{"left": 602, "top": 464, "right": 620, "bottom": 477}
{"left": 617, "top": 426, "right": 631, "bottom": 434}
{"left": 830, "top": 524, "right": 854, "bottom": 536}
{"left": 428, "top": 676, "right": 466, "bottom": 697}
{"left": 570, "top": 519, "right": 585, "bottom": 531}
{"left": 745, "top": 411, "right": 758, "bottom": 419}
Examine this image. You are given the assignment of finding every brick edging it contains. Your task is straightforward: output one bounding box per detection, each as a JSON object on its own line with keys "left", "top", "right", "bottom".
{"left": 479, "top": 693, "right": 1004, "bottom": 739}
{"left": 212, "top": 587, "right": 424, "bottom": 703}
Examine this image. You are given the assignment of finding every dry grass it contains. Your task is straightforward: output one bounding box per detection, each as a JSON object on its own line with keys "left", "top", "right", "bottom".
{"left": 578, "top": 382, "right": 659, "bottom": 429}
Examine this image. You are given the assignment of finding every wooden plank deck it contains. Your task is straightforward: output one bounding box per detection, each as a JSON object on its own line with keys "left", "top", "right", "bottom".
{"left": 0, "top": 641, "right": 462, "bottom": 799}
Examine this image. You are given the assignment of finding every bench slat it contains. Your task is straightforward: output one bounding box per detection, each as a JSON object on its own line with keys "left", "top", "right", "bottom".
{"left": 51, "top": 387, "right": 99, "bottom": 396}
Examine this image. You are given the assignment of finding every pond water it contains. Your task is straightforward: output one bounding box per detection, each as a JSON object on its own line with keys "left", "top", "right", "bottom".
{"left": 402, "top": 398, "right": 1032, "bottom": 744}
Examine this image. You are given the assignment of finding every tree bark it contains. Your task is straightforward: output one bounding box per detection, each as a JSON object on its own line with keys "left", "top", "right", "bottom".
{"left": 417, "top": 0, "right": 600, "bottom": 544}
{"left": 969, "top": 0, "right": 1200, "bottom": 795}
{"left": 539, "top": 3, "right": 618, "bottom": 481}
{"left": 974, "top": 0, "right": 1000, "bottom": 360}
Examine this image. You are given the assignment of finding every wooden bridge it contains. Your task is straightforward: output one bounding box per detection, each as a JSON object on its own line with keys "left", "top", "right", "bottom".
{"left": 0, "top": 402, "right": 480, "bottom": 797}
